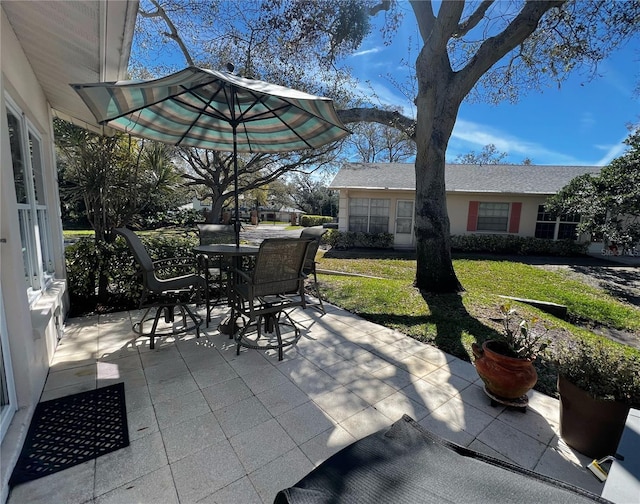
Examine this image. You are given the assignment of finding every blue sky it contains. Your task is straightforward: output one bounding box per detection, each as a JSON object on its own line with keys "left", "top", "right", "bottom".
{"left": 347, "top": 6, "right": 639, "bottom": 166}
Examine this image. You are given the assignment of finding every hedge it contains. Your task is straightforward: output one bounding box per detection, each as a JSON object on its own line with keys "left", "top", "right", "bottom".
{"left": 65, "top": 234, "right": 198, "bottom": 313}
{"left": 323, "top": 230, "right": 394, "bottom": 249}
{"left": 300, "top": 215, "right": 334, "bottom": 227}
{"left": 450, "top": 234, "right": 589, "bottom": 256}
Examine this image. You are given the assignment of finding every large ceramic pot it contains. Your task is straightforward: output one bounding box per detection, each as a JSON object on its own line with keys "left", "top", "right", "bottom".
{"left": 558, "top": 375, "right": 630, "bottom": 459}
{"left": 472, "top": 340, "right": 537, "bottom": 400}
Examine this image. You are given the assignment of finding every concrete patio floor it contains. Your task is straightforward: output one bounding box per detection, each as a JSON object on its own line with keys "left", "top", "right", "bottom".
{"left": 8, "top": 301, "right": 606, "bottom": 503}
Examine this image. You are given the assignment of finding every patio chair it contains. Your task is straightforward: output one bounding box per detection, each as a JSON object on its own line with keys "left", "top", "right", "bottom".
{"left": 195, "top": 223, "right": 235, "bottom": 325}
{"left": 230, "top": 238, "right": 310, "bottom": 360}
{"left": 300, "top": 227, "right": 328, "bottom": 313}
{"left": 114, "top": 227, "right": 205, "bottom": 349}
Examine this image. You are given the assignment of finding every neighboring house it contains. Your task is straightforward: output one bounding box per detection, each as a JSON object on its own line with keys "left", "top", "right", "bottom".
{"left": 259, "top": 207, "right": 305, "bottom": 223}
{"left": 0, "top": 2, "right": 137, "bottom": 499}
{"left": 329, "top": 162, "right": 602, "bottom": 249}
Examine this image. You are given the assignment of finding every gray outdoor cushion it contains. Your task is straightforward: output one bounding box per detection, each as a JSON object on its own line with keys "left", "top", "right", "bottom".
{"left": 275, "top": 415, "right": 610, "bottom": 504}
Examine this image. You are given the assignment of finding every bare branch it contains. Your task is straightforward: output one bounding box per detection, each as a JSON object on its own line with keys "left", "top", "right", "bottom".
{"left": 139, "top": 0, "right": 195, "bottom": 66}
{"left": 337, "top": 108, "right": 416, "bottom": 140}
{"left": 454, "top": 0, "right": 494, "bottom": 38}
{"left": 369, "top": 1, "right": 393, "bottom": 16}
{"left": 455, "top": 0, "right": 566, "bottom": 99}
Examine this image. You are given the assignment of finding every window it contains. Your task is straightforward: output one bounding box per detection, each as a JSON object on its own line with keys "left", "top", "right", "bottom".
{"left": 534, "top": 205, "right": 581, "bottom": 240}
{"left": 348, "top": 198, "right": 390, "bottom": 233}
{"left": 477, "top": 202, "right": 509, "bottom": 232}
{"left": 6, "top": 98, "right": 55, "bottom": 296}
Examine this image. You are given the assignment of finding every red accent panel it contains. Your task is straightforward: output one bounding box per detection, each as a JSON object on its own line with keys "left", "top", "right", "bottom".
{"left": 467, "top": 201, "right": 479, "bottom": 232}
{"left": 509, "top": 202, "right": 522, "bottom": 233}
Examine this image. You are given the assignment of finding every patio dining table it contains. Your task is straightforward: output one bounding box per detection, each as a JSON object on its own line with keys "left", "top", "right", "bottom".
{"left": 193, "top": 244, "right": 260, "bottom": 334}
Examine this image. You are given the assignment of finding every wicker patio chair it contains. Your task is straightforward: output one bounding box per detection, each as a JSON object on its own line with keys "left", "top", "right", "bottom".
{"left": 300, "top": 227, "right": 328, "bottom": 313}
{"left": 115, "top": 227, "right": 205, "bottom": 349}
{"left": 230, "top": 238, "right": 310, "bottom": 360}
{"left": 195, "top": 223, "right": 235, "bottom": 325}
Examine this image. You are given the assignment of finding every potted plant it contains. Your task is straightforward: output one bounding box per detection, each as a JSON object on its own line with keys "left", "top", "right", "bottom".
{"left": 554, "top": 337, "right": 640, "bottom": 458}
{"left": 472, "top": 303, "right": 549, "bottom": 402}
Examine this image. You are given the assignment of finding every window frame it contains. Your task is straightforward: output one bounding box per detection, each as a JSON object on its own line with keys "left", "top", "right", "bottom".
{"left": 476, "top": 202, "right": 510, "bottom": 232}
{"left": 5, "top": 95, "right": 55, "bottom": 299}
{"left": 348, "top": 197, "right": 390, "bottom": 234}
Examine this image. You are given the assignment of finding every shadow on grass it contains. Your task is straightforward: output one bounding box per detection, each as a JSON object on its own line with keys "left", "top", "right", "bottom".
{"left": 355, "top": 293, "right": 500, "bottom": 362}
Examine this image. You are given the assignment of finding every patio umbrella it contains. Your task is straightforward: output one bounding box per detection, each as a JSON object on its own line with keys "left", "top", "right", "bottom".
{"left": 71, "top": 66, "right": 349, "bottom": 245}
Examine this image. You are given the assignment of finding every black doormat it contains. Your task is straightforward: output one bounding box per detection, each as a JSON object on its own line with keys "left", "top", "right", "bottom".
{"left": 9, "top": 382, "right": 129, "bottom": 487}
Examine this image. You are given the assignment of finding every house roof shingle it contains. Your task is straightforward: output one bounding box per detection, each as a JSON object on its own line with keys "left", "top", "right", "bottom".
{"left": 329, "top": 162, "right": 602, "bottom": 195}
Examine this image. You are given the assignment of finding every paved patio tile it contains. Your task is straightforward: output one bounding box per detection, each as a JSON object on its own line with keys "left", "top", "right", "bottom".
{"left": 147, "top": 372, "right": 199, "bottom": 403}
{"left": 153, "top": 389, "right": 211, "bottom": 429}
{"left": 428, "top": 395, "right": 494, "bottom": 437}
{"left": 534, "top": 444, "right": 603, "bottom": 496}
{"left": 170, "top": 439, "right": 245, "bottom": 503}
{"left": 127, "top": 405, "right": 159, "bottom": 441}
{"left": 475, "top": 418, "right": 548, "bottom": 470}
{"left": 373, "top": 390, "right": 431, "bottom": 422}
{"left": 95, "top": 465, "right": 179, "bottom": 504}
{"left": 161, "top": 411, "right": 226, "bottom": 463}
{"left": 298, "top": 424, "right": 357, "bottom": 466}
{"left": 339, "top": 406, "right": 394, "bottom": 439}
{"left": 241, "top": 365, "right": 289, "bottom": 395}
{"left": 497, "top": 406, "right": 558, "bottom": 444}
{"left": 191, "top": 361, "right": 239, "bottom": 389}
{"left": 202, "top": 376, "right": 253, "bottom": 411}
{"left": 197, "top": 476, "right": 262, "bottom": 504}
{"left": 214, "top": 396, "right": 273, "bottom": 438}
{"left": 94, "top": 431, "right": 168, "bottom": 496}
{"left": 11, "top": 305, "right": 604, "bottom": 503}
{"left": 230, "top": 418, "right": 297, "bottom": 473}
{"left": 256, "top": 380, "right": 309, "bottom": 417}
{"left": 312, "top": 385, "right": 370, "bottom": 423}
{"left": 276, "top": 401, "right": 335, "bottom": 445}
{"left": 418, "top": 414, "right": 476, "bottom": 447}
{"left": 248, "top": 448, "right": 314, "bottom": 504}
{"left": 7, "top": 459, "right": 94, "bottom": 504}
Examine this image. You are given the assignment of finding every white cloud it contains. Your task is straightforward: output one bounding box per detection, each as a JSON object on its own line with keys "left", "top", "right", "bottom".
{"left": 352, "top": 47, "right": 382, "bottom": 57}
{"left": 449, "top": 119, "right": 588, "bottom": 165}
{"left": 595, "top": 136, "right": 628, "bottom": 165}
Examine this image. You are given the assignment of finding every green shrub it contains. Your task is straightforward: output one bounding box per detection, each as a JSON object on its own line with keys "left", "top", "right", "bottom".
{"left": 324, "top": 230, "right": 394, "bottom": 249}
{"left": 300, "top": 215, "right": 334, "bottom": 227}
{"left": 450, "top": 234, "right": 589, "bottom": 256}
{"left": 65, "top": 234, "right": 198, "bottom": 313}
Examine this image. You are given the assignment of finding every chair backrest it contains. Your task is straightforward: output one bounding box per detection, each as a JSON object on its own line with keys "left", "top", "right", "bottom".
{"left": 251, "top": 238, "right": 310, "bottom": 297}
{"left": 114, "top": 227, "right": 155, "bottom": 274}
{"left": 300, "top": 227, "right": 327, "bottom": 273}
{"left": 196, "top": 223, "right": 235, "bottom": 246}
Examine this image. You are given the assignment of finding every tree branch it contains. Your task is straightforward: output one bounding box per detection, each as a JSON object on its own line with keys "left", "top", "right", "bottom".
{"left": 455, "top": 0, "right": 566, "bottom": 99}
{"left": 337, "top": 108, "right": 416, "bottom": 140}
{"left": 139, "top": 0, "right": 195, "bottom": 66}
{"left": 369, "top": 1, "right": 393, "bottom": 16}
{"left": 410, "top": 1, "right": 436, "bottom": 42}
{"left": 454, "top": 0, "right": 494, "bottom": 38}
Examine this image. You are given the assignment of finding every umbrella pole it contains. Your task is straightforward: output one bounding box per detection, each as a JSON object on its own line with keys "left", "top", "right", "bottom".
{"left": 233, "top": 124, "right": 240, "bottom": 247}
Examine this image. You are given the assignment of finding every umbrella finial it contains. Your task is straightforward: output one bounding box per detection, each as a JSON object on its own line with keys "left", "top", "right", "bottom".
{"left": 226, "top": 62, "right": 235, "bottom": 73}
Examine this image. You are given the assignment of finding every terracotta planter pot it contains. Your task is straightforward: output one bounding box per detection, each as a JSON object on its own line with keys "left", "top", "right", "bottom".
{"left": 558, "top": 375, "right": 630, "bottom": 459}
{"left": 472, "top": 340, "right": 537, "bottom": 400}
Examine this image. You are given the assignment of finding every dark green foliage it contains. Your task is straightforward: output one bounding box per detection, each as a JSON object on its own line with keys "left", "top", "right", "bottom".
{"left": 138, "top": 208, "right": 203, "bottom": 230}
{"left": 65, "top": 235, "right": 198, "bottom": 314}
{"left": 324, "top": 230, "right": 394, "bottom": 249}
{"left": 450, "top": 234, "right": 589, "bottom": 256}
{"left": 300, "top": 215, "right": 334, "bottom": 227}
{"left": 546, "top": 129, "right": 640, "bottom": 248}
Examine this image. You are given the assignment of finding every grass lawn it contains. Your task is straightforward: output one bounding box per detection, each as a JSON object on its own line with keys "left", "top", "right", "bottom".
{"left": 316, "top": 251, "right": 640, "bottom": 398}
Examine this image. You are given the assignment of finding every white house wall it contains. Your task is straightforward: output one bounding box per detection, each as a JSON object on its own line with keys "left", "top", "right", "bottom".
{"left": 337, "top": 188, "right": 551, "bottom": 243}
{"left": 1, "top": 9, "right": 68, "bottom": 499}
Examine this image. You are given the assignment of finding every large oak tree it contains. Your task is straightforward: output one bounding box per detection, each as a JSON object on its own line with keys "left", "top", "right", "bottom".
{"left": 136, "top": 0, "right": 639, "bottom": 293}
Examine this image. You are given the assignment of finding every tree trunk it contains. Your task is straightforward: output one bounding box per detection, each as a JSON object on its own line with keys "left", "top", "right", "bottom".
{"left": 413, "top": 52, "right": 464, "bottom": 293}
{"left": 206, "top": 196, "right": 225, "bottom": 223}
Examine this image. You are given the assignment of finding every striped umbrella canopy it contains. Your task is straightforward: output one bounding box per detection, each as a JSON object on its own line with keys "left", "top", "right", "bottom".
{"left": 71, "top": 66, "right": 350, "bottom": 244}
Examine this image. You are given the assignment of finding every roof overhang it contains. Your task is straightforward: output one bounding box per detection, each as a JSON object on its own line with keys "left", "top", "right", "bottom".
{"left": 2, "top": 0, "right": 138, "bottom": 132}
